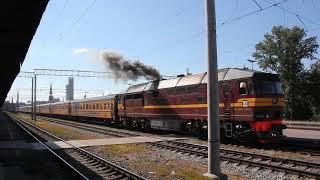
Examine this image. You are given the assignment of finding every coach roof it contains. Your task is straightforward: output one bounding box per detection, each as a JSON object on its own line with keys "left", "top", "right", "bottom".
{"left": 71, "top": 94, "right": 116, "bottom": 103}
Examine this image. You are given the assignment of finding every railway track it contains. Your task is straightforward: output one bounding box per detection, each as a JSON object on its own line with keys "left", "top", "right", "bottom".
{"left": 32, "top": 115, "right": 320, "bottom": 178}
{"left": 8, "top": 113, "right": 146, "bottom": 180}
{"left": 38, "top": 115, "right": 320, "bottom": 156}
{"left": 38, "top": 116, "right": 139, "bottom": 137}
{"left": 151, "top": 141, "right": 320, "bottom": 179}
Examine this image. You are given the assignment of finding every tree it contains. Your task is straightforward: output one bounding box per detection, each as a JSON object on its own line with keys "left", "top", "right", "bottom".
{"left": 252, "top": 26, "right": 319, "bottom": 120}
{"left": 303, "top": 60, "right": 320, "bottom": 117}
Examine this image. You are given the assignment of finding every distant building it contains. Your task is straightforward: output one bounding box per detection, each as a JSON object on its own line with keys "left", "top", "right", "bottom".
{"left": 49, "top": 83, "right": 53, "bottom": 102}
{"left": 48, "top": 83, "right": 60, "bottom": 103}
{"left": 65, "top": 77, "right": 74, "bottom": 100}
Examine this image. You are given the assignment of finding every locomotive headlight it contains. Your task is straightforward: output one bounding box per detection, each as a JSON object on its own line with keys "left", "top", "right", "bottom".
{"left": 235, "top": 124, "right": 243, "bottom": 129}
{"left": 265, "top": 114, "right": 270, "bottom": 119}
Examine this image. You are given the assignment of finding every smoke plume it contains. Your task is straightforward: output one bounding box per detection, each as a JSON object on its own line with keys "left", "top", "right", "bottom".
{"left": 100, "top": 51, "right": 161, "bottom": 81}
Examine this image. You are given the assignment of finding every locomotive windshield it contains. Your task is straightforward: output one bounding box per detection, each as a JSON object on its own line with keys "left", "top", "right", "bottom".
{"left": 256, "top": 81, "right": 283, "bottom": 95}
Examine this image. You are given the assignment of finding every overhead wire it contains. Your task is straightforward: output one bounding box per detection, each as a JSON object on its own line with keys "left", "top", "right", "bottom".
{"left": 221, "top": 0, "right": 287, "bottom": 26}
{"left": 296, "top": 0, "right": 305, "bottom": 14}
{"left": 221, "top": 0, "right": 239, "bottom": 25}
{"left": 59, "top": 0, "right": 97, "bottom": 40}
{"left": 43, "top": 0, "right": 69, "bottom": 45}
{"left": 145, "top": 0, "right": 287, "bottom": 60}
{"left": 252, "top": 0, "right": 263, "bottom": 10}
{"left": 263, "top": 0, "right": 320, "bottom": 31}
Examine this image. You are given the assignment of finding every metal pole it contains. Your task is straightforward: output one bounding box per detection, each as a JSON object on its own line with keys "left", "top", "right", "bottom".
{"left": 34, "top": 75, "right": 37, "bottom": 120}
{"left": 205, "top": 0, "right": 221, "bottom": 178}
{"left": 31, "top": 77, "right": 34, "bottom": 119}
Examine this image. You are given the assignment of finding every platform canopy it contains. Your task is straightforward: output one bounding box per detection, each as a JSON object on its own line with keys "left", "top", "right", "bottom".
{"left": 0, "top": 0, "right": 49, "bottom": 106}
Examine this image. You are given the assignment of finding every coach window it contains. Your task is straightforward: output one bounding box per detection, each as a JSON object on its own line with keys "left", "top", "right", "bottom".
{"left": 104, "top": 104, "right": 107, "bottom": 109}
{"left": 134, "top": 94, "right": 142, "bottom": 99}
{"left": 239, "top": 81, "right": 248, "bottom": 95}
{"left": 107, "top": 103, "right": 110, "bottom": 110}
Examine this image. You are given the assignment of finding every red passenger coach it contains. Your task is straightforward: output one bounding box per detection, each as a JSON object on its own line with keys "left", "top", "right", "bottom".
{"left": 118, "top": 68, "right": 286, "bottom": 142}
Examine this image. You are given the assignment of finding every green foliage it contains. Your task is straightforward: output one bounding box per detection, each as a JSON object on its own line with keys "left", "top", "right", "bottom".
{"left": 252, "top": 26, "right": 319, "bottom": 120}
{"left": 302, "top": 60, "right": 320, "bottom": 116}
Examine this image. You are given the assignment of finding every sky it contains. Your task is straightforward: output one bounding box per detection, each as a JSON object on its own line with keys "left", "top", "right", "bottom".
{"left": 6, "top": 0, "right": 320, "bottom": 103}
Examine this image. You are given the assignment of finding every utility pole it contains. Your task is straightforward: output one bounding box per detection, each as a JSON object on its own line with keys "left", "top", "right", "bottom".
{"left": 33, "top": 75, "right": 37, "bottom": 120}
{"left": 247, "top": 59, "right": 257, "bottom": 70}
{"left": 31, "top": 77, "right": 34, "bottom": 119}
{"left": 16, "top": 91, "right": 19, "bottom": 112}
{"left": 204, "top": 0, "right": 221, "bottom": 179}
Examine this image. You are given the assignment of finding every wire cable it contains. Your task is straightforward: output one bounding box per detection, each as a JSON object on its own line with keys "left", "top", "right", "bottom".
{"left": 263, "top": 0, "right": 320, "bottom": 30}
{"left": 60, "top": 0, "right": 97, "bottom": 40}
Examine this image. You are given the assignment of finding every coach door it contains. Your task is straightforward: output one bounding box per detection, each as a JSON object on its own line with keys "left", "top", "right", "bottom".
{"left": 223, "top": 83, "right": 233, "bottom": 137}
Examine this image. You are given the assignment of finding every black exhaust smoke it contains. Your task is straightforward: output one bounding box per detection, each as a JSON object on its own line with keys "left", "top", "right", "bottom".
{"left": 101, "top": 51, "right": 161, "bottom": 81}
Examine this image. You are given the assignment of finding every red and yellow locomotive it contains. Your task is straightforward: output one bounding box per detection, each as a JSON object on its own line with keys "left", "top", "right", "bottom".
{"left": 19, "top": 68, "right": 286, "bottom": 142}
{"left": 117, "top": 68, "right": 286, "bottom": 142}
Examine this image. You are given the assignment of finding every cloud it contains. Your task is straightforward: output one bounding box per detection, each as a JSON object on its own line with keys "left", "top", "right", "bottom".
{"left": 73, "top": 48, "right": 88, "bottom": 54}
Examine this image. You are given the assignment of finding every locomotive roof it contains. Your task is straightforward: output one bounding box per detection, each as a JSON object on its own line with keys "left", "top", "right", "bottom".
{"left": 120, "top": 68, "right": 276, "bottom": 94}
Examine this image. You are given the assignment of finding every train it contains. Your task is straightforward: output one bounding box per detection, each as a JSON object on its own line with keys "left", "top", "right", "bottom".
{"left": 18, "top": 68, "right": 287, "bottom": 143}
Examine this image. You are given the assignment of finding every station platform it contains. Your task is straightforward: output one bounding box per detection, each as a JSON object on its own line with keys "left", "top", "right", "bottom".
{"left": 34, "top": 136, "right": 186, "bottom": 150}
{"left": 0, "top": 112, "right": 79, "bottom": 179}
{"left": 284, "top": 128, "right": 320, "bottom": 140}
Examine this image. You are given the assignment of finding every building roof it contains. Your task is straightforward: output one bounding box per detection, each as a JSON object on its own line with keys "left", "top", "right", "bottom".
{"left": 0, "top": 1, "right": 49, "bottom": 106}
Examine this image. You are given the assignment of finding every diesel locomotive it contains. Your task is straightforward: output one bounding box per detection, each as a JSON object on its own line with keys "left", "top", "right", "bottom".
{"left": 18, "top": 68, "right": 286, "bottom": 142}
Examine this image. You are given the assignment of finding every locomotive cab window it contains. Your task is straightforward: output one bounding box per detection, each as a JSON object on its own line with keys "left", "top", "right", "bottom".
{"left": 125, "top": 94, "right": 133, "bottom": 100}
{"left": 151, "top": 91, "right": 159, "bottom": 97}
{"left": 223, "top": 84, "right": 230, "bottom": 97}
{"left": 239, "top": 81, "right": 248, "bottom": 95}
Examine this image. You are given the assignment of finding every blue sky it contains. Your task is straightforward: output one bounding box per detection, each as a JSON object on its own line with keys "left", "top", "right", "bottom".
{"left": 7, "top": 0, "right": 320, "bottom": 103}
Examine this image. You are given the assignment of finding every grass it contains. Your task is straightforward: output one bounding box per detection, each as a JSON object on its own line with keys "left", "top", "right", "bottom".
{"left": 175, "top": 165, "right": 210, "bottom": 180}
{"left": 14, "top": 113, "right": 97, "bottom": 140}
{"left": 101, "top": 144, "right": 151, "bottom": 156}
{"left": 130, "top": 157, "right": 209, "bottom": 180}
{"left": 36, "top": 122, "right": 97, "bottom": 140}
{"left": 15, "top": 113, "right": 34, "bottom": 122}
